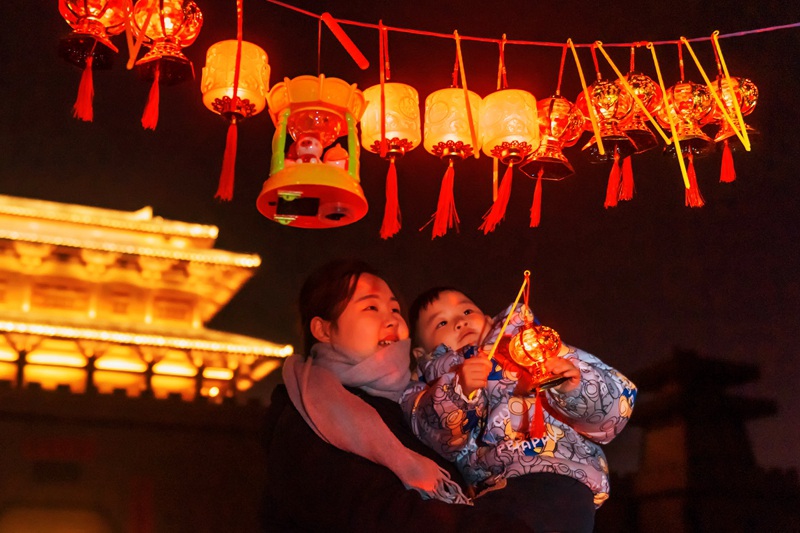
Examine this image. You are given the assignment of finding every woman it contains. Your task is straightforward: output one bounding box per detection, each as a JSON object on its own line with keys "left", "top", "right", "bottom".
{"left": 261, "top": 259, "right": 532, "bottom": 532}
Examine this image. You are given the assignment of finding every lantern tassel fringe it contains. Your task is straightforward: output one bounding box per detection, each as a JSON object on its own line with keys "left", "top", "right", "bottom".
{"left": 480, "top": 164, "right": 514, "bottom": 234}
{"left": 530, "top": 170, "right": 543, "bottom": 228}
{"left": 619, "top": 155, "right": 635, "bottom": 201}
{"left": 604, "top": 148, "right": 621, "bottom": 208}
{"left": 532, "top": 390, "right": 546, "bottom": 441}
{"left": 73, "top": 56, "right": 95, "bottom": 122}
{"left": 430, "top": 162, "right": 459, "bottom": 239}
{"left": 215, "top": 120, "right": 238, "bottom": 201}
{"left": 141, "top": 68, "right": 160, "bottom": 131}
{"left": 684, "top": 152, "right": 705, "bottom": 208}
{"left": 720, "top": 140, "right": 736, "bottom": 183}
{"left": 380, "top": 158, "right": 402, "bottom": 239}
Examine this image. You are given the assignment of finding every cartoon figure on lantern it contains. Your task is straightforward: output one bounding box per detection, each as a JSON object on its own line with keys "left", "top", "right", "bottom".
{"left": 401, "top": 271, "right": 638, "bottom": 519}
{"left": 257, "top": 75, "right": 367, "bottom": 228}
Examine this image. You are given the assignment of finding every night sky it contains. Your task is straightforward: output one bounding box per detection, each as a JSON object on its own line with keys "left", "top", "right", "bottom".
{"left": 1, "top": 1, "right": 798, "bottom": 474}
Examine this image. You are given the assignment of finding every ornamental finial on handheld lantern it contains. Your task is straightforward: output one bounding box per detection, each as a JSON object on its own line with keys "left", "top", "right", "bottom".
{"left": 58, "top": 0, "right": 130, "bottom": 121}
{"left": 131, "top": 0, "right": 203, "bottom": 130}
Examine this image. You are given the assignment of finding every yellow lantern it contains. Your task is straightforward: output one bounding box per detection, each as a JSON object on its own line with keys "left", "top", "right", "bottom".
{"left": 423, "top": 87, "right": 481, "bottom": 238}
{"left": 362, "top": 83, "right": 421, "bottom": 155}
{"left": 201, "top": 40, "right": 270, "bottom": 119}
{"left": 361, "top": 82, "right": 421, "bottom": 239}
{"left": 481, "top": 89, "right": 539, "bottom": 162}
{"left": 479, "top": 89, "right": 539, "bottom": 233}
{"left": 257, "top": 75, "right": 368, "bottom": 228}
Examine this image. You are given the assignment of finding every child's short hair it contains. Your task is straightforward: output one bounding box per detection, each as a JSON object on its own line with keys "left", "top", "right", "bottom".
{"left": 407, "top": 286, "right": 469, "bottom": 347}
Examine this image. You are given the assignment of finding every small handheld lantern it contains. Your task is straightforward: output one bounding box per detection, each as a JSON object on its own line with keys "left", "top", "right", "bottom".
{"left": 486, "top": 271, "right": 568, "bottom": 392}
{"left": 257, "top": 75, "right": 367, "bottom": 228}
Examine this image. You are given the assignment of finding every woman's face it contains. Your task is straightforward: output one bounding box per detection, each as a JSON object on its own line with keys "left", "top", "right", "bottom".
{"left": 319, "top": 273, "right": 409, "bottom": 361}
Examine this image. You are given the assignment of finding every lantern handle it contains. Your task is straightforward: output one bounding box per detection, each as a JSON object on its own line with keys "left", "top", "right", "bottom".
{"left": 482, "top": 270, "right": 531, "bottom": 361}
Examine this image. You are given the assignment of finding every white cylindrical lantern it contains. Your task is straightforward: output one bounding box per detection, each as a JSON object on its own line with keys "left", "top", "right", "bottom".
{"left": 361, "top": 83, "right": 421, "bottom": 156}
{"left": 201, "top": 40, "right": 270, "bottom": 118}
{"left": 424, "top": 88, "right": 482, "bottom": 158}
{"left": 481, "top": 89, "right": 539, "bottom": 162}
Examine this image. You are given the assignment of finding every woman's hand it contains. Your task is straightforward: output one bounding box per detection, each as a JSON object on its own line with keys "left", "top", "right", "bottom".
{"left": 544, "top": 357, "right": 581, "bottom": 394}
{"left": 457, "top": 357, "right": 493, "bottom": 397}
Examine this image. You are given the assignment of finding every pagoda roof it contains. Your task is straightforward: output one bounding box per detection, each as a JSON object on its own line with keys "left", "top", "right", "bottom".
{"left": 0, "top": 194, "right": 218, "bottom": 240}
{"left": 0, "top": 309, "right": 292, "bottom": 358}
{"left": 0, "top": 195, "right": 260, "bottom": 268}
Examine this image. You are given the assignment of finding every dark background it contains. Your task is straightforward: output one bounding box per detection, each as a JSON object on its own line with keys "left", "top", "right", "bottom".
{"left": 1, "top": 1, "right": 798, "bottom": 475}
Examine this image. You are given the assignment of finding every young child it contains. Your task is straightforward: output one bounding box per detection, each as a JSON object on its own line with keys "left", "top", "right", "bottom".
{"left": 400, "top": 287, "right": 637, "bottom": 532}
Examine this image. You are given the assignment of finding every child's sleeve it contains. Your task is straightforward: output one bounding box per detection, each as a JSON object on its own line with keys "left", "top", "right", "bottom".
{"left": 400, "top": 346, "right": 488, "bottom": 463}
{"left": 545, "top": 346, "right": 638, "bottom": 444}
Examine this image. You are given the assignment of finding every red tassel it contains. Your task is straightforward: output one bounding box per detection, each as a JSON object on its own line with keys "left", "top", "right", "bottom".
{"left": 380, "top": 158, "right": 401, "bottom": 239}
{"left": 529, "top": 169, "right": 543, "bottom": 228}
{"left": 72, "top": 56, "right": 94, "bottom": 122}
{"left": 604, "top": 148, "right": 621, "bottom": 208}
{"left": 479, "top": 163, "right": 514, "bottom": 234}
{"left": 684, "top": 152, "right": 705, "bottom": 208}
{"left": 215, "top": 120, "right": 238, "bottom": 201}
{"left": 431, "top": 161, "right": 459, "bottom": 239}
{"left": 619, "top": 155, "right": 635, "bottom": 201}
{"left": 531, "top": 390, "right": 546, "bottom": 441}
{"left": 720, "top": 139, "right": 736, "bottom": 183}
{"left": 141, "top": 67, "right": 160, "bottom": 130}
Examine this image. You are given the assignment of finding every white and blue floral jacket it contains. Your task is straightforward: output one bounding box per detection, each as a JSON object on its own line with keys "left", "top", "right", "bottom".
{"left": 400, "top": 304, "right": 637, "bottom": 507}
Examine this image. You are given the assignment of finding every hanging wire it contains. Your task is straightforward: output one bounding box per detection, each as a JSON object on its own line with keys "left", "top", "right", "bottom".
{"left": 264, "top": 0, "right": 800, "bottom": 49}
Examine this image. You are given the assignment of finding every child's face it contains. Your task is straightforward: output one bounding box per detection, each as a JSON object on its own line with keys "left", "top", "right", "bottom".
{"left": 413, "top": 291, "right": 491, "bottom": 356}
{"left": 314, "top": 273, "right": 409, "bottom": 362}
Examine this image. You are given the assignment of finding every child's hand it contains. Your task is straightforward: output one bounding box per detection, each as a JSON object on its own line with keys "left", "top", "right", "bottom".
{"left": 457, "top": 357, "right": 493, "bottom": 397}
{"left": 545, "top": 357, "right": 581, "bottom": 394}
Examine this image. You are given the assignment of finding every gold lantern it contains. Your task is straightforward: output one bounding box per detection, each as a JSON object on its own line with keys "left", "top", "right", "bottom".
{"left": 619, "top": 72, "right": 663, "bottom": 154}
{"left": 576, "top": 78, "right": 636, "bottom": 162}
{"left": 131, "top": 0, "right": 203, "bottom": 85}
{"left": 658, "top": 80, "right": 715, "bottom": 158}
{"left": 479, "top": 89, "right": 540, "bottom": 233}
{"left": 522, "top": 95, "right": 585, "bottom": 181}
{"left": 58, "top": 0, "right": 130, "bottom": 121}
{"left": 708, "top": 76, "right": 758, "bottom": 146}
{"left": 707, "top": 76, "right": 758, "bottom": 183}
{"left": 423, "top": 87, "right": 482, "bottom": 238}
{"left": 257, "top": 75, "right": 367, "bottom": 228}
{"left": 201, "top": 40, "right": 270, "bottom": 120}
{"left": 361, "top": 83, "right": 421, "bottom": 238}
{"left": 505, "top": 323, "right": 568, "bottom": 391}
{"left": 58, "top": 0, "right": 130, "bottom": 69}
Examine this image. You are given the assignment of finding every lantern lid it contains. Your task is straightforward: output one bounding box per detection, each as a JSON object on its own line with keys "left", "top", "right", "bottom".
{"left": 267, "top": 75, "right": 365, "bottom": 128}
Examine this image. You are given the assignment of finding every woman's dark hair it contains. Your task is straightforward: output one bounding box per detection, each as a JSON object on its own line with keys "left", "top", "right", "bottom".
{"left": 298, "top": 259, "right": 383, "bottom": 355}
{"left": 407, "top": 286, "right": 462, "bottom": 347}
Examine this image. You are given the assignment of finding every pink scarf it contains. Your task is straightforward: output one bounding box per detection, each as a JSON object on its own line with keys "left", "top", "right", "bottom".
{"left": 282, "top": 339, "right": 470, "bottom": 504}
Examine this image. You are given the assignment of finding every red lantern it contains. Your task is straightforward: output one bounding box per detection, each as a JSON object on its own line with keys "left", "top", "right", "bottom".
{"left": 131, "top": 0, "right": 203, "bottom": 130}
{"left": 707, "top": 76, "right": 758, "bottom": 183}
{"left": 58, "top": 0, "right": 130, "bottom": 121}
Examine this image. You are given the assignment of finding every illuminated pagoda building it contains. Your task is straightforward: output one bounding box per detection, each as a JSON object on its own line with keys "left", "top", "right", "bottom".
{"left": 0, "top": 194, "right": 291, "bottom": 532}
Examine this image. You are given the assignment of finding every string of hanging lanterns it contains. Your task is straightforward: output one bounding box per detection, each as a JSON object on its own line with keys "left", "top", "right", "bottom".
{"left": 55, "top": 1, "right": 797, "bottom": 239}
